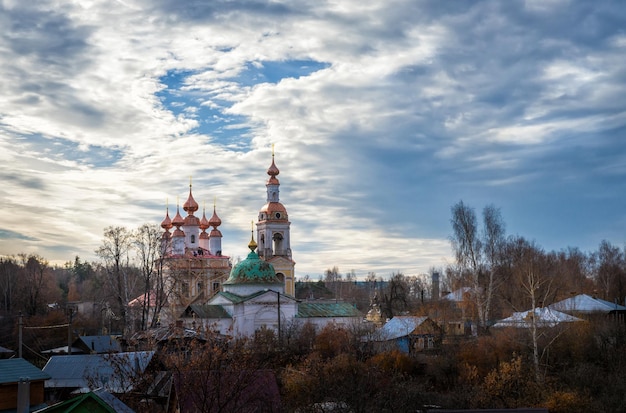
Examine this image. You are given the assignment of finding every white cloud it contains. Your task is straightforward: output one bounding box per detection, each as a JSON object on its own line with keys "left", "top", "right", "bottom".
{"left": 0, "top": 0, "right": 624, "bottom": 277}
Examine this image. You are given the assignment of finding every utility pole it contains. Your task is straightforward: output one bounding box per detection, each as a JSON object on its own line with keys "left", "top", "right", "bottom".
{"left": 67, "top": 308, "right": 74, "bottom": 355}
{"left": 18, "top": 312, "right": 23, "bottom": 358}
{"left": 277, "top": 290, "right": 281, "bottom": 347}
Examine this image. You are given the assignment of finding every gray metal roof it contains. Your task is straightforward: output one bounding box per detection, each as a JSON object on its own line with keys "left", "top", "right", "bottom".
{"left": 0, "top": 358, "right": 51, "bottom": 384}
{"left": 549, "top": 294, "right": 626, "bottom": 314}
{"left": 492, "top": 307, "right": 583, "bottom": 328}
{"left": 76, "top": 336, "right": 121, "bottom": 353}
{"left": 43, "top": 351, "right": 154, "bottom": 393}
{"left": 296, "top": 302, "right": 361, "bottom": 318}
{"left": 375, "top": 316, "right": 430, "bottom": 340}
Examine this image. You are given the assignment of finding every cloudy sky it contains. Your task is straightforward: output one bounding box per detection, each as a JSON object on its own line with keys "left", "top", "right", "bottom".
{"left": 1, "top": 0, "right": 625, "bottom": 279}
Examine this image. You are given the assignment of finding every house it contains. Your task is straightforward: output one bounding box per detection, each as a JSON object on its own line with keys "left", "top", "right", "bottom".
{"left": 0, "top": 358, "right": 51, "bottom": 412}
{"left": 548, "top": 293, "right": 626, "bottom": 319}
{"left": 35, "top": 388, "right": 135, "bottom": 413}
{"left": 370, "top": 316, "right": 441, "bottom": 354}
{"left": 42, "top": 352, "right": 155, "bottom": 402}
{"left": 492, "top": 307, "right": 584, "bottom": 329}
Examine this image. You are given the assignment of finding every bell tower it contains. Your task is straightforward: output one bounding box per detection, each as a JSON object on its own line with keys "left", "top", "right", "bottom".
{"left": 257, "top": 148, "right": 296, "bottom": 296}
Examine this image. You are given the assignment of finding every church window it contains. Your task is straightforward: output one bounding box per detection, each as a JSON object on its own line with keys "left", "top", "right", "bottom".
{"left": 273, "top": 233, "right": 283, "bottom": 255}
{"left": 212, "top": 282, "right": 220, "bottom": 292}
{"left": 191, "top": 234, "right": 196, "bottom": 244}
{"left": 276, "top": 272, "right": 285, "bottom": 284}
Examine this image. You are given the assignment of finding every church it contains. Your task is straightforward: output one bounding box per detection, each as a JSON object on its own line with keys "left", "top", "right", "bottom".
{"left": 156, "top": 152, "right": 361, "bottom": 337}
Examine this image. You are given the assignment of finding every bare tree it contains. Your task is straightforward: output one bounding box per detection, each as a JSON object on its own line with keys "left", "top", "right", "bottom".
{"left": 19, "top": 254, "right": 52, "bottom": 316}
{"left": 133, "top": 223, "right": 162, "bottom": 330}
{"left": 96, "top": 226, "right": 135, "bottom": 335}
{"left": 449, "top": 201, "right": 506, "bottom": 328}
{"left": 0, "top": 256, "right": 19, "bottom": 312}
{"left": 593, "top": 240, "right": 626, "bottom": 302}
{"left": 381, "top": 272, "right": 410, "bottom": 319}
{"left": 482, "top": 204, "right": 506, "bottom": 324}
{"left": 507, "top": 236, "right": 554, "bottom": 382}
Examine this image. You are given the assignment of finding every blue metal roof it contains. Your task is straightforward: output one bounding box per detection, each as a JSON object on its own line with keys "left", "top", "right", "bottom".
{"left": 0, "top": 358, "right": 51, "bottom": 384}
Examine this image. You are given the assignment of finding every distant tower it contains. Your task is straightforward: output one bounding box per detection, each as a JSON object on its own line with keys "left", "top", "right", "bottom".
{"left": 257, "top": 148, "right": 296, "bottom": 296}
{"left": 432, "top": 272, "right": 440, "bottom": 301}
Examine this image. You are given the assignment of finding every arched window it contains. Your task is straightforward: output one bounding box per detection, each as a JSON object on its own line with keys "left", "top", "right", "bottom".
{"left": 272, "top": 233, "right": 283, "bottom": 255}
{"left": 276, "top": 272, "right": 285, "bottom": 284}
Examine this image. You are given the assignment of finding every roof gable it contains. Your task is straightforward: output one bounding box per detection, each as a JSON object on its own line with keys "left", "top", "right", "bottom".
{"left": 39, "top": 389, "right": 134, "bottom": 413}
{"left": 75, "top": 336, "right": 121, "bottom": 353}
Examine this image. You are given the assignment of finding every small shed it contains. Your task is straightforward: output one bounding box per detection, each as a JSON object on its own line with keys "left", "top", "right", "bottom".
{"left": 0, "top": 358, "right": 51, "bottom": 412}
{"left": 372, "top": 316, "right": 441, "bottom": 353}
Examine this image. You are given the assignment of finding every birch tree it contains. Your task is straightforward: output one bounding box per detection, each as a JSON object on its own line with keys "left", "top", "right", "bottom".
{"left": 450, "top": 201, "right": 506, "bottom": 328}
{"left": 96, "top": 226, "right": 134, "bottom": 335}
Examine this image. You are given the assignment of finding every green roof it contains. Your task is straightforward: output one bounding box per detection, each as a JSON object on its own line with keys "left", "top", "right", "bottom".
{"left": 297, "top": 302, "right": 362, "bottom": 318}
{"left": 0, "top": 358, "right": 51, "bottom": 384}
{"left": 217, "top": 289, "right": 276, "bottom": 304}
{"left": 38, "top": 389, "right": 134, "bottom": 413}
{"left": 188, "top": 304, "right": 232, "bottom": 318}
{"left": 224, "top": 250, "right": 280, "bottom": 285}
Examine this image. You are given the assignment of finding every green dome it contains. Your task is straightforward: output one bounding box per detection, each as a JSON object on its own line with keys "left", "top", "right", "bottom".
{"left": 224, "top": 250, "right": 280, "bottom": 285}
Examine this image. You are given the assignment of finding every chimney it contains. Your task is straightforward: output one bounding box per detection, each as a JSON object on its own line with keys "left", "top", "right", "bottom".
{"left": 432, "top": 272, "right": 440, "bottom": 301}
{"left": 17, "top": 378, "right": 30, "bottom": 413}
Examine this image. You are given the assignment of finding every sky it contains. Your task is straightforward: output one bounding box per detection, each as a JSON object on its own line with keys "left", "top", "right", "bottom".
{"left": 0, "top": 0, "right": 625, "bottom": 280}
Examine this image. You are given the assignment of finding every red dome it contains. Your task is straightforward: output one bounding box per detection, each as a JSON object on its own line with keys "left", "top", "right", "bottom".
{"left": 209, "top": 207, "right": 222, "bottom": 228}
{"left": 161, "top": 210, "right": 172, "bottom": 230}
{"left": 183, "top": 187, "right": 199, "bottom": 214}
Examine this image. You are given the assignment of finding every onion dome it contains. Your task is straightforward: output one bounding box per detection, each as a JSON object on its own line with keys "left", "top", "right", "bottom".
{"left": 200, "top": 208, "right": 210, "bottom": 231}
{"left": 161, "top": 208, "right": 173, "bottom": 230}
{"left": 210, "top": 228, "right": 222, "bottom": 238}
{"left": 224, "top": 232, "right": 279, "bottom": 285}
{"left": 266, "top": 155, "right": 280, "bottom": 185}
{"left": 172, "top": 206, "right": 184, "bottom": 228}
{"left": 209, "top": 206, "right": 222, "bottom": 228}
{"left": 183, "top": 184, "right": 199, "bottom": 214}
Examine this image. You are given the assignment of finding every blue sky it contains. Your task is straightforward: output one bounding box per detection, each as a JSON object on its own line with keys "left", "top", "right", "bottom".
{"left": 0, "top": 0, "right": 624, "bottom": 279}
